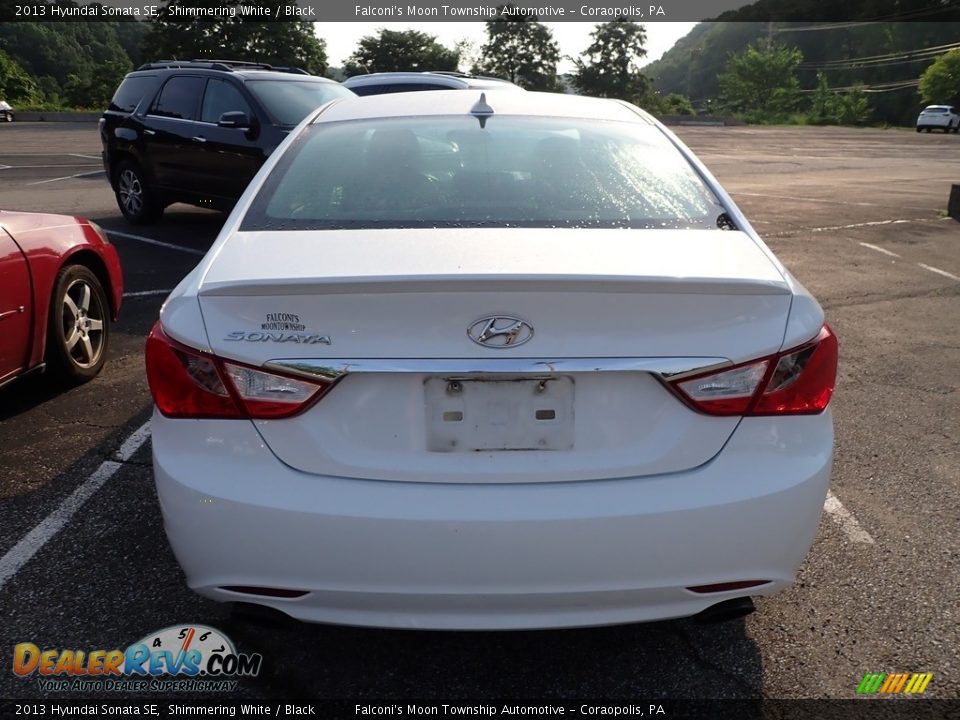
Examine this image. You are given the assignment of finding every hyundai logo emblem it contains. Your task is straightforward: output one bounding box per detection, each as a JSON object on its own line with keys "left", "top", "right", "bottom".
{"left": 467, "top": 316, "right": 534, "bottom": 348}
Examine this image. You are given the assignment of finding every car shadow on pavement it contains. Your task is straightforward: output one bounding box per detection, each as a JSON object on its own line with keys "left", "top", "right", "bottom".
{"left": 0, "top": 371, "right": 75, "bottom": 422}
{"left": 225, "top": 615, "right": 764, "bottom": 700}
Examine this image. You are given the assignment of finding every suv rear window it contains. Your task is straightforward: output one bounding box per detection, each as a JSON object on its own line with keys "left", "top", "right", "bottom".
{"left": 241, "top": 116, "right": 725, "bottom": 231}
{"left": 108, "top": 75, "right": 158, "bottom": 113}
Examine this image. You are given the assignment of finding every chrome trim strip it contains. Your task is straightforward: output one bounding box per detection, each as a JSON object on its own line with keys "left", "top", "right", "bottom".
{"left": 266, "top": 357, "right": 731, "bottom": 383}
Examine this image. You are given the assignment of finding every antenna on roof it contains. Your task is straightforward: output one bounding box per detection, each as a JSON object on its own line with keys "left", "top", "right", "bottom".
{"left": 470, "top": 92, "right": 494, "bottom": 128}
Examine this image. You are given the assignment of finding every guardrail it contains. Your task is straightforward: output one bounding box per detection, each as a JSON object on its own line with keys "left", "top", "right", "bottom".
{"left": 12, "top": 111, "right": 102, "bottom": 122}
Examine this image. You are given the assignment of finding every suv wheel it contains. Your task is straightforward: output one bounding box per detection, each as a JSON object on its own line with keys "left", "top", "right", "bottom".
{"left": 47, "top": 265, "right": 111, "bottom": 384}
{"left": 115, "top": 160, "right": 163, "bottom": 224}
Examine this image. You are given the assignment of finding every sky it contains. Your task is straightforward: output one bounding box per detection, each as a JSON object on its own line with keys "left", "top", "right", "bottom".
{"left": 320, "top": 22, "right": 699, "bottom": 73}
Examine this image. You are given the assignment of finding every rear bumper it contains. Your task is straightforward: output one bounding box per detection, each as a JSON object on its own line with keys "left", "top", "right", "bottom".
{"left": 152, "top": 411, "right": 832, "bottom": 629}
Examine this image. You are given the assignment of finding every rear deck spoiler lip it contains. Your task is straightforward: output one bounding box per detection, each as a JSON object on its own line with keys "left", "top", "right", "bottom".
{"left": 264, "top": 356, "right": 733, "bottom": 385}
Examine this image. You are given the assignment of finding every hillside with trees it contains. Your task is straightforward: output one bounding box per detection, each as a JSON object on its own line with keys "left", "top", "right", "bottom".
{"left": 645, "top": 3, "right": 960, "bottom": 125}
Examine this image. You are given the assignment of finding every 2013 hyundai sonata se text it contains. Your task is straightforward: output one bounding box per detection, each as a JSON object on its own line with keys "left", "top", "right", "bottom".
{"left": 146, "top": 90, "right": 837, "bottom": 630}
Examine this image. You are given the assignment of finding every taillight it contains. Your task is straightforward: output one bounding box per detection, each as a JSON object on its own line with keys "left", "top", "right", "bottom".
{"left": 669, "top": 324, "right": 837, "bottom": 417}
{"left": 145, "top": 322, "right": 331, "bottom": 419}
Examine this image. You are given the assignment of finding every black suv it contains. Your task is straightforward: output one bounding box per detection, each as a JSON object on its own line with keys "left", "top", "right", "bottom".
{"left": 101, "top": 60, "right": 353, "bottom": 224}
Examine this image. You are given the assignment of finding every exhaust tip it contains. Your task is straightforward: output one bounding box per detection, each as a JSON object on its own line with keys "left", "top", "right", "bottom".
{"left": 228, "top": 602, "right": 298, "bottom": 628}
{"left": 693, "top": 597, "right": 756, "bottom": 624}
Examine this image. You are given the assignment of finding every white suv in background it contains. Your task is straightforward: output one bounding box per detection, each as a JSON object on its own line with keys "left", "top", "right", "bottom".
{"left": 916, "top": 105, "right": 959, "bottom": 133}
{"left": 342, "top": 71, "right": 522, "bottom": 96}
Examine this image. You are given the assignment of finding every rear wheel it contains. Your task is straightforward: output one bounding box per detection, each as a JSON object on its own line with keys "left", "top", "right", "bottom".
{"left": 46, "top": 265, "right": 111, "bottom": 384}
{"left": 115, "top": 160, "right": 163, "bottom": 224}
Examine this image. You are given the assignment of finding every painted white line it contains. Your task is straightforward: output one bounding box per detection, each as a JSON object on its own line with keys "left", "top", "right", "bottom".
{"left": 810, "top": 219, "right": 912, "bottom": 233}
{"left": 113, "top": 422, "right": 152, "bottom": 462}
{"left": 105, "top": 229, "right": 205, "bottom": 257}
{"left": 69, "top": 153, "right": 102, "bottom": 160}
{"left": 736, "top": 192, "right": 931, "bottom": 211}
{"left": 823, "top": 491, "right": 875, "bottom": 545}
{"left": 123, "top": 289, "right": 173, "bottom": 298}
{"left": 2, "top": 163, "right": 99, "bottom": 169}
{"left": 918, "top": 263, "right": 960, "bottom": 281}
{"left": 858, "top": 242, "right": 901, "bottom": 258}
{"left": 26, "top": 169, "right": 104, "bottom": 186}
{"left": 0, "top": 422, "right": 151, "bottom": 591}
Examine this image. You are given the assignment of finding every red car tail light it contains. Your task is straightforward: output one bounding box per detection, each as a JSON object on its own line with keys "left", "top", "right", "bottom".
{"left": 669, "top": 324, "right": 837, "bottom": 417}
{"left": 145, "top": 322, "right": 331, "bottom": 419}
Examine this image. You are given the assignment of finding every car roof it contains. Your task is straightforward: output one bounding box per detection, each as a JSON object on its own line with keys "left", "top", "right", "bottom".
{"left": 922, "top": 105, "right": 953, "bottom": 110}
{"left": 343, "top": 72, "right": 515, "bottom": 87}
{"left": 315, "top": 90, "right": 652, "bottom": 124}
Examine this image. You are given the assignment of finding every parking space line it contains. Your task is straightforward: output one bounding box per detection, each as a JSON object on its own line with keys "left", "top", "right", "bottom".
{"left": 105, "top": 229, "right": 206, "bottom": 256}
{"left": 858, "top": 242, "right": 901, "bottom": 258}
{"left": 123, "top": 289, "right": 173, "bottom": 298}
{"left": 918, "top": 263, "right": 960, "bottom": 281}
{"left": 823, "top": 491, "right": 875, "bottom": 544}
{"left": 811, "top": 219, "right": 912, "bottom": 233}
{"left": 69, "top": 153, "right": 102, "bottom": 160}
{"left": 26, "top": 169, "right": 105, "bottom": 185}
{"left": 735, "top": 192, "right": 931, "bottom": 211}
{"left": 0, "top": 422, "right": 151, "bottom": 591}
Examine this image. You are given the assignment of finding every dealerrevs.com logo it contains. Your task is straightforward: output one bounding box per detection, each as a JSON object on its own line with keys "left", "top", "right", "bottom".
{"left": 12, "top": 625, "right": 262, "bottom": 693}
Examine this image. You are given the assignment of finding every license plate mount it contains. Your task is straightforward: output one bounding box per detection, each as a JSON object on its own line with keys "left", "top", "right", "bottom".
{"left": 425, "top": 376, "right": 574, "bottom": 452}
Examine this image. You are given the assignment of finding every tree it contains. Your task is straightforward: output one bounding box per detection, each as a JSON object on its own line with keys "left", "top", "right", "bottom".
{"left": 63, "top": 60, "right": 130, "bottom": 108}
{"left": 836, "top": 85, "right": 870, "bottom": 125}
{"left": 0, "top": 49, "right": 41, "bottom": 104}
{"left": 142, "top": 0, "right": 328, "bottom": 76}
{"left": 343, "top": 29, "right": 459, "bottom": 76}
{"left": 808, "top": 71, "right": 838, "bottom": 125}
{"left": 572, "top": 20, "right": 650, "bottom": 105}
{"left": 919, "top": 48, "right": 960, "bottom": 106}
{"left": 719, "top": 40, "right": 802, "bottom": 120}
{"left": 658, "top": 93, "right": 696, "bottom": 115}
{"left": 474, "top": 5, "right": 561, "bottom": 91}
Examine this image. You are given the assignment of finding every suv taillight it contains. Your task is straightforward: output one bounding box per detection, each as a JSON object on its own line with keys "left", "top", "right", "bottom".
{"left": 668, "top": 324, "right": 838, "bottom": 416}
{"left": 145, "top": 322, "right": 332, "bottom": 419}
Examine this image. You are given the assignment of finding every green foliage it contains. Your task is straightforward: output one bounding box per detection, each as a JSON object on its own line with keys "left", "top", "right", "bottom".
{"left": 143, "top": 1, "right": 328, "bottom": 76}
{"left": 719, "top": 40, "right": 802, "bottom": 121}
{"left": 646, "top": 15, "right": 960, "bottom": 126}
{"left": 0, "top": 17, "right": 145, "bottom": 106}
{"left": 0, "top": 48, "right": 41, "bottom": 104}
{"left": 343, "top": 29, "right": 459, "bottom": 76}
{"left": 919, "top": 48, "right": 960, "bottom": 105}
{"left": 572, "top": 20, "right": 650, "bottom": 104}
{"left": 474, "top": 5, "right": 561, "bottom": 91}
{"left": 658, "top": 93, "right": 696, "bottom": 115}
{"left": 836, "top": 85, "right": 870, "bottom": 125}
{"left": 63, "top": 60, "right": 131, "bottom": 109}
{"left": 808, "top": 72, "right": 870, "bottom": 125}
{"left": 808, "top": 71, "right": 835, "bottom": 124}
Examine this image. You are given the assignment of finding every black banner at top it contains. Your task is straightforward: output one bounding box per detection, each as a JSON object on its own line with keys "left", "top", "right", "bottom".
{"left": 3, "top": 0, "right": 960, "bottom": 23}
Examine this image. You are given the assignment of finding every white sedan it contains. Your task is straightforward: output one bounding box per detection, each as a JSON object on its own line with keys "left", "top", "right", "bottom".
{"left": 146, "top": 91, "right": 837, "bottom": 630}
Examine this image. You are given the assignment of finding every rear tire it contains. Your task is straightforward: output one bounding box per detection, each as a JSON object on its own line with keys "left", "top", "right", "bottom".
{"left": 114, "top": 160, "right": 163, "bottom": 225}
{"left": 46, "top": 265, "right": 111, "bottom": 384}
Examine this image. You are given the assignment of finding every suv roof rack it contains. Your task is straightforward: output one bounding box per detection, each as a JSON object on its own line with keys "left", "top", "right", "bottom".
{"left": 137, "top": 60, "right": 309, "bottom": 75}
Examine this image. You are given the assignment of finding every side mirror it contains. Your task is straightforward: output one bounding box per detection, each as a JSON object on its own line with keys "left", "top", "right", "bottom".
{"left": 217, "top": 111, "right": 251, "bottom": 129}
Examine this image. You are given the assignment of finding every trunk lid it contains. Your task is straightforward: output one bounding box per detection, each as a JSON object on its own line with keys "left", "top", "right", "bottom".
{"left": 197, "top": 228, "right": 792, "bottom": 482}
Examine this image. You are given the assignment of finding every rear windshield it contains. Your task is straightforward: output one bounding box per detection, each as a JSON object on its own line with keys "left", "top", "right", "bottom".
{"left": 108, "top": 75, "right": 158, "bottom": 113}
{"left": 245, "top": 80, "right": 354, "bottom": 126}
{"left": 241, "top": 116, "right": 726, "bottom": 231}
{"left": 923, "top": 107, "right": 948, "bottom": 113}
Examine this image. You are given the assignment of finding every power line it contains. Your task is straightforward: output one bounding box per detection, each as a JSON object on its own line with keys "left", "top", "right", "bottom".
{"left": 799, "top": 41, "right": 960, "bottom": 68}
{"left": 774, "top": 2, "right": 960, "bottom": 31}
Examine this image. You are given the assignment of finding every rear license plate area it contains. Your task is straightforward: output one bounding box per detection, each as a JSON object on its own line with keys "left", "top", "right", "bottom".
{"left": 425, "top": 376, "right": 574, "bottom": 452}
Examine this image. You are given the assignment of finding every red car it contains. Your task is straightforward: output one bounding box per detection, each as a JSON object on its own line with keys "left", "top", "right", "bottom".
{"left": 0, "top": 211, "right": 123, "bottom": 388}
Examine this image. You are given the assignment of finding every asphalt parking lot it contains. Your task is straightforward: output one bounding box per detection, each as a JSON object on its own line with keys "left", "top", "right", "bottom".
{"left": 0, "top": 122, "right": 957, "bottom": 701}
